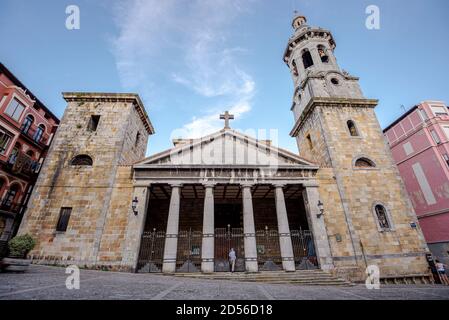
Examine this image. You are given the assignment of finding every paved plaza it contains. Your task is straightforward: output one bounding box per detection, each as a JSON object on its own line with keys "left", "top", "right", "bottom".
{"left": 0, "top": 265, "right": 448, "bottom": 300}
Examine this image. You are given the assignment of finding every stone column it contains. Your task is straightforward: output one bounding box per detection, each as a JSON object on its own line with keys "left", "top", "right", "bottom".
{"left": 303, "top": 184, "right": 334, "bottom": 271}
{"left": 201, "top": 183, "right": 215, "bottom": 273}
{"left": 162, "top": 184, "right": 182, "bottom": 273}
{"left": 274, "top": 184, "right": 296, "bottom": 272}
{"left": 242, "top": 183, "right": 258, "bottom": 273}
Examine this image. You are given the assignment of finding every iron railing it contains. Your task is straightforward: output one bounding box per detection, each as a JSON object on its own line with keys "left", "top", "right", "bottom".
{"left": 176, "top": 229, "right": 202, "bottom": 273}
{"left": 20, "top": 124, "right": 49, "bottom": 146}
{"left": 136, "top": 228, "right": 318, "bottom": 273}
{"left": 256, "top": 229, "right": 282, "bottom": 271}
{"left": 136, "top": 230, "right": 165, "bottom": 273}
{"left": 291, "top": 229, "right": 318, "bottom": 270}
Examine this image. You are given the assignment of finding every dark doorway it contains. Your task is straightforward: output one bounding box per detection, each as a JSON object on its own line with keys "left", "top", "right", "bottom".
{"left": 215, "top": 203, "right": 241, "bottom": 228}
{"left": 213, "top": 185, "right": 245, "bottom": 272}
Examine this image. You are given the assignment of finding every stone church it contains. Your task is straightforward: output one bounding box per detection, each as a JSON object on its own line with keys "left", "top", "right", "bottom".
{"left": 18, "top": 13, "right": 431, "bottom": 281}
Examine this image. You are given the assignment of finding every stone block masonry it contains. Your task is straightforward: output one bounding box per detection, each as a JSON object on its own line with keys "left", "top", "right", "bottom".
{"left": 18, "top": 93, "right": 154, "bottom": 272}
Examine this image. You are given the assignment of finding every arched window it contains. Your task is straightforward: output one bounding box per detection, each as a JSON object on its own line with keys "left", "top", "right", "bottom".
{"left": 292, "top": 59, "right": 299, "bottom": 76}
{"left": 347, "top": 120, "right": 359, "bottom": 136}
{"left": 374, "top": 204, "right": 391, "bottom": 230}
{"left": 0, "top": 177, "right": 6, "bottom": 194}
{"left": 71, "top": 155, "right": 93, "bottom": 166}
{"left": 355, "top": 157, "right": 376, "bottom": 168}
{"left": 8, "top": 143, "right": 21, "bottom": 165}
{"left": 302, "top": 49, "right": 314, "bottom": 69}
{"left": 21, "top": 115, "right": 34, "bottom": 134}
{"left": 317, "top": 45, "right": 329, "bottom": 63}
{"left": 33, "top": 124, "right": 45, "bottom": 142}
{"left": 2, "top": 184, "right": 20, "bottom": 209}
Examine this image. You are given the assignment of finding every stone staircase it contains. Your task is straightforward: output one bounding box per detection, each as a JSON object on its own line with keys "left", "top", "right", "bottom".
{"left": 169, "top": 270, "right": 353, "bottom": 286}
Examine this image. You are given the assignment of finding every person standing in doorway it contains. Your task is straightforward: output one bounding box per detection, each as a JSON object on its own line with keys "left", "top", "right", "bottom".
{"left": 229, "top": 248, "right": 236, "bottom": 273}
{"left": 435, "top": 260, "right": 449, "bottom": 285}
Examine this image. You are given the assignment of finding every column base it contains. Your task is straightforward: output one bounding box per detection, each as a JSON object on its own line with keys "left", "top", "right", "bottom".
{"left": 282, "top": 261, "right": 296, "bottom": 272}
{"left": 245, "top": 261, "right": 258, "bottom": 273}
{"left": 162, "top": 262, "right": 176, "bottom": 273}
{"left": 201, "top": 261, "right": 215, "bottom": 273}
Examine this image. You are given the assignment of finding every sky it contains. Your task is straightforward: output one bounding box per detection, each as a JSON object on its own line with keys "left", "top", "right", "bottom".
{"left": 0, "top": 0, "right": 448, "bottom": 156}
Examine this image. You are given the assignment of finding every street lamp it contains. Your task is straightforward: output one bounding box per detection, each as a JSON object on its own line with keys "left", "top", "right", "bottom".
{"left": 132, "top": 197, "right": 139, "bottom": 216}
{"left": 317, "top": 200, "right": 324, "bottom": 218}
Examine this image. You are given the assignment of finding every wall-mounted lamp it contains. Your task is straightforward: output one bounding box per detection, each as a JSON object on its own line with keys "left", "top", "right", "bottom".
{"left": 132, "top": 197, "right": 139, "bottom": 216}
{"left": 317, "top": 200, "right": 324, "bottom": 218}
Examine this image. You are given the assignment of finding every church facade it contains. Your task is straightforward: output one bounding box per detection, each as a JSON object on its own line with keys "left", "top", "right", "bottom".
{"left": 18, "top": 14, "right": 431, "bottom": 282}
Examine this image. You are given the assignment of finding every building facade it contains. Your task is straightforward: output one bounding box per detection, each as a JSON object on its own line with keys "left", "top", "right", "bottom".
{"left": 18, "top": 14, "right": 432, "bottom": 282}
{"left": 0, "top": 63, "right": 59, "bottom": 254}
{"left": 384, "top": 101, "right": 449, "bottom": 265}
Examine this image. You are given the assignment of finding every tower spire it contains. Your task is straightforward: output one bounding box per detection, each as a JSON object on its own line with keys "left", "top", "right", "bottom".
{"left": 292, "top": 10, "right": 307, "bottom": 30}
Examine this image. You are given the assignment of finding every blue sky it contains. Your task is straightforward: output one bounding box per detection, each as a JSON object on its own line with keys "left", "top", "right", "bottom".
{"left": 1, "top": 0, "right": 448, "bottom": 155}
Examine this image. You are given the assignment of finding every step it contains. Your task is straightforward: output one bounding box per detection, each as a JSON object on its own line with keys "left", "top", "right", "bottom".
{"left": 167, "top": 270, "right": 352, "bottom": 286}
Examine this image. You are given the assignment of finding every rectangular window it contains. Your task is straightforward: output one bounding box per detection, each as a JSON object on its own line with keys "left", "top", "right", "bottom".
{"left": 431, "top": 105, "right": 448, "bottom": 117}
{"left": 5, "top": 98, "right": 25, "bottom": 121}
{"left": 443, "top": 126, "right": 449, "bottom": 140}
{"left": 88, "top": 115, "right": 101, "bottom": 132}
{"left": 403, "top": 142, "right": 414, "bottom": 156}
{"left": 443, "top": 154, "right": 449, "bottom": 168}
{"left": 0, "top": 129, "right": 12, "bottom": 154}
{"left": 412, "top": 163, "right": 437, "bottom": 205}
{"left": 430, "top": 130, "right": 441, "bottom": 144}
{"left": 56, "top": 207, "right": 72, "bottom": 232}
{"left": 306, "top": 134, "right": 313, "bottom": 149}
{"left": 418, "top": 109, "right": 428, "bottom": 121}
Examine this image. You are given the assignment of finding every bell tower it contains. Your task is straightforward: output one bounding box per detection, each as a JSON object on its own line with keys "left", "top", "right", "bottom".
{"left": 284, "top": 12, "right": 430, "bottom": 280}
{"left": 285, "top": 12, "right": 365, "bottom": 126}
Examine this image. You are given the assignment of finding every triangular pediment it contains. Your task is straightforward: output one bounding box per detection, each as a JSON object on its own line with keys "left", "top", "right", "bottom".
{"left": 135, "top": 129, "right": 317, "bottom": 168}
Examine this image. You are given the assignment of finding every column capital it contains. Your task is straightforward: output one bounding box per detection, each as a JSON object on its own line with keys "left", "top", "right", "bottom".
{"left": 240, "top": 182, "right": 254, "bottom": 189}
{"left": 273, "top": 183, "right": 285, "bottom": 189}
{"left": 203, "top": 182, "right": 216, "bottom": 189}
{"left": 170, "top": 183, "right": 183, "bottom": 188}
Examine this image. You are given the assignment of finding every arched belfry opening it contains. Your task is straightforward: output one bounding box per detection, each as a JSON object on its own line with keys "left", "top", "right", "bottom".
{"left": 317, "top": 45, "right": 329, "bottom": 63}
{"left": 302, "top": 49, "right": 314, "bottom": 69}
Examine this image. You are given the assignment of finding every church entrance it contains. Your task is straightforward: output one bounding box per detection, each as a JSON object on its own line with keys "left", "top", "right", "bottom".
{"left": 137, "top": 183, "right": 319, "bottom": 273}
{"left": 213, "top": 185, "right": 245, "bottom": 272}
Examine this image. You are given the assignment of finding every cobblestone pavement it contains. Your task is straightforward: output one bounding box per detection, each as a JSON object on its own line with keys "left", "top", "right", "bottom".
{"left": 0, "top": 265, "right": 448, "bottom": 300}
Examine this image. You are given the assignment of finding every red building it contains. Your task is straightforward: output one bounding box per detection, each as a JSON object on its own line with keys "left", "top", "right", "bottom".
{"left": 0, "top": 63, "right": 59, "bottom": 252}
{"left": 384, "top": 101, "right": 449, "bottom": 265}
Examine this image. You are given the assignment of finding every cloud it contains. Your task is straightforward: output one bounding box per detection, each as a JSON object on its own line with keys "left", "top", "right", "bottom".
{"left": 111, "top": 0, "right": 256, "bottom": 138}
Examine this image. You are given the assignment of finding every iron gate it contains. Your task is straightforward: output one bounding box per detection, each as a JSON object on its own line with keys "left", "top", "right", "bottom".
{"left": 256, "top": 228, "right": 282, "bottom": 271}
{"left": 291, "top": 229, "right": 318, "bottom": 270}
{"left": 176, "top": 229, "right": 202, "bottom": 273}
{"left": 214, "top": 227, "right": 245, "bottom": 272}
{"left": 137, "top": 230, "right": 165, "bottom": 273}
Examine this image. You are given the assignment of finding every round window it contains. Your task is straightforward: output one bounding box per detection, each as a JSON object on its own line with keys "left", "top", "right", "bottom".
{"left": 331, "top": 78, "right": 339, "bottom": 85}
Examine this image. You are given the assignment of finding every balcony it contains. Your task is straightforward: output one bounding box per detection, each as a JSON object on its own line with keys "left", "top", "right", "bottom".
{"left": 3, "top": 152, "right": 39, "bottom": 178}
{"left": 20, "top": 124, "right": 50, "bottom": 148}
{"left": 0, "top": 201, "right": 21, "bottom": 214}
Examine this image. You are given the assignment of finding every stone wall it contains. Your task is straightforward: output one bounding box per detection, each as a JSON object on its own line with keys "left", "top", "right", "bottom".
{"left": 18, "top": 94, "right": 151, "bottom": 271}
{"left": 295, "top": 102, "right": 431, "bottom": 280}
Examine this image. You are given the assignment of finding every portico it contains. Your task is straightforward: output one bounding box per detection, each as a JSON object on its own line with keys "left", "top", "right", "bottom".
{"left": 132, "top": 128, "right": 334, "bottom": 274}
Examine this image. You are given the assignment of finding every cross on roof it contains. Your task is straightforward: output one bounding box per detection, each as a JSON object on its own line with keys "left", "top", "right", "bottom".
{"left": 220, "top": 111, "right": 234, "bottom": 129}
